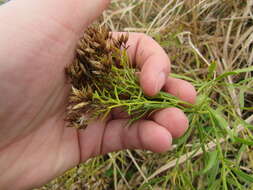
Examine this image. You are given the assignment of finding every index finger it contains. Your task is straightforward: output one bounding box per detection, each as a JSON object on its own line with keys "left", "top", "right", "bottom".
{"left": 113, "top": 32, "right": 171, "bottom": 96}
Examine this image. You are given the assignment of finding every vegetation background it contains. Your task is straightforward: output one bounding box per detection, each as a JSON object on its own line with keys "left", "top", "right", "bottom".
{"left": 42, "top": 0, "right": 253, "bottom": 189}
{"left": 2, "top": 0, "right": 252, "bottom": 189}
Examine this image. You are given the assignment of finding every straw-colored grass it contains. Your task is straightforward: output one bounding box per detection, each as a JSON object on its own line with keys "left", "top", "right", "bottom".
{"left": 39, "top": 0, "right": 253, "bottom": 189}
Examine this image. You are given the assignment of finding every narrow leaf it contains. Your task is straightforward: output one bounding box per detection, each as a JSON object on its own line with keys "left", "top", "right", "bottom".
{"left": 232, "top": 168, "right": 253, "bottom": 183}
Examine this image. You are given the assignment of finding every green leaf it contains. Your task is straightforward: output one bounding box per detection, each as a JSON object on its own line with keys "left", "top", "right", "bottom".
{"left": 231, "top": 168, "right": 253, "bottom": 183}
{"left": 236, "top": 145, "right": 247, "bottom": 164}
{"left": 114, "top": 86, "right": 119, "bottom": 101}
{"left": 208, "top": 108, "right": 234, "bottom": 138}
{"left": 233, "top": 136, "right": 253, "bottom": 146}
{"left": 241, "top": 107, "right": 253, "bottom": 111}
{"left": 239, "top": 89, "right": 245, "bottom": 109}
{"left": 202, "top": 150, "right": 219, "bottom": 174}
{"left": 207, "top": 61, "right": 217, "bottom": 79}
{"left": 215, "top": 66, "right": 253, "bottom": 82}
{"left": 170, "top": 73, "right": 196, "bottom": 82}
{"left": 173, "top": 123, "right": 194, "bottom": 146}
{"left": 232, "top": 66, "right": 253, "bottom": 74}
{"left": 215, "top": 71, "right": 237, "bottom": 82}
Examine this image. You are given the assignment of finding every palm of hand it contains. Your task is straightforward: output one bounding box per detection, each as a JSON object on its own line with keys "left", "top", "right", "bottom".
{"left": 0, "top": 2, "right": 109, "bottom": 188}
{"left": 0, "top": 11, "right": 83, "bottom": 189}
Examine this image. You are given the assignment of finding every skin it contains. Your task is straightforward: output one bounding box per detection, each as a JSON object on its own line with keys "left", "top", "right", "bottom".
{"left": 0, "top": 0, "right": 197, "bottom": 189}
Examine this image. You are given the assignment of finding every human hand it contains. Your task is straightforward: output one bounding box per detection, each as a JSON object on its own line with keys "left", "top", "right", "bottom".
{"left": 0, "top": 0, "right": 196, "bottom": 189}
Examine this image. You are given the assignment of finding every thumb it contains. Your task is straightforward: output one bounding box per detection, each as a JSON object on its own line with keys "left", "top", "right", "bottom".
{"left": 0, "top": 0, "right": 110, "bottom": 36}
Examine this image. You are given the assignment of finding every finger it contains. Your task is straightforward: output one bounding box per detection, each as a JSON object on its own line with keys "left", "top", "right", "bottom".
{"left": 151, "top": 108, "right": 189, "bottom": 138}
{"left": 164, "top": 77, "right": 197, "bottom": 104}
{"left": 78, "top": 120, "right": 108, "bottom": 162}
{"left": 100, "top": 119, "right": 172, "bottom": 155}
{"left": 1, "top": 0, "right": 110, "bottom": 35}
{"left": 112, "top": 33, "right": 170, "bottom": 96}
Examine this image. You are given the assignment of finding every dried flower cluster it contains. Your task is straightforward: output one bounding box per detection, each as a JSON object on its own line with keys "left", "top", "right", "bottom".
{"left": 65, "top": 26, "right": 132, "bottom": 128}
{"left": 65, "top": 26, "right": 184, "bottom": 129}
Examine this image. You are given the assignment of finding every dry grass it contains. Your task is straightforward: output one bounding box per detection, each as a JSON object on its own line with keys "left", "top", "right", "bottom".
{"left": 39, "top": 0, "right": 253, "bottom": 189}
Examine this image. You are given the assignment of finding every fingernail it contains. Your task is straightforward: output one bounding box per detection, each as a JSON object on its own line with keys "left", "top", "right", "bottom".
{"left": 155, "top": 72, "right": 166, "bottom": 93}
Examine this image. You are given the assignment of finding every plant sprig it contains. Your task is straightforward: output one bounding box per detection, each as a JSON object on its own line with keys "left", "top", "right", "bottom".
{"left": 65, "top": 26, "right": 191, "bottom": 129}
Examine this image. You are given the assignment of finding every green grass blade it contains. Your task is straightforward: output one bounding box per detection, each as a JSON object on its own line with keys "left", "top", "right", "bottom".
{"left": 231, "top": 168, "right": 253, "bottom": 183}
